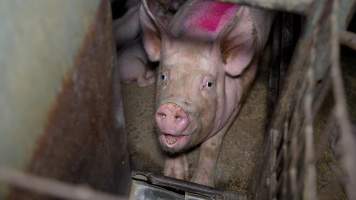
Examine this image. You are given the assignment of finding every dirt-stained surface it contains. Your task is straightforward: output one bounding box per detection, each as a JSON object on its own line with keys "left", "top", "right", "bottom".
{"left": 122, "top": 68, "right": 268, "bottom": 194}
{"left": 122, "top": 82, "right": 165, "bottom": 174}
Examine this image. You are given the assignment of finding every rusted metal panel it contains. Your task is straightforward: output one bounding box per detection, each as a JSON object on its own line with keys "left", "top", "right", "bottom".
{"left": 0, "top": 0, "right": 130, "bottom": 199}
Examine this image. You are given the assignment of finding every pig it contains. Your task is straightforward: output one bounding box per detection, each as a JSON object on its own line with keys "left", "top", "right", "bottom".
{"left": 113, "top": 1, "right": 141, "bottom": 46}
{"left": 139, "top": 0, "right": 273, "bottom": 186}
{"left": 113, "top": 0, "right": 152, "bottom": 87}
{"left": 113, "top": 0, "right": 185, "bottom": 86}
{"left": 117, "top": 40, "right": 155, "bottom": 87}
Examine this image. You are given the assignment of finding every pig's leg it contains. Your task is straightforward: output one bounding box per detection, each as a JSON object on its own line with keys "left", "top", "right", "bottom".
{"left": 191, "top": 122, "right": 234, "bottom": 186}
{"left": 191, "top": 130, "right": 225, "bottom": 186}
{"left": 164, "top": 155, "right": 189, "bottom": 180}
{"left": 137, "top": 69, "right": 155, "bottom": 87}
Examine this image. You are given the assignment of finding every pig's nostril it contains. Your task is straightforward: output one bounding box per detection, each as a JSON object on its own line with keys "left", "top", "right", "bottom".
{"left": 175, "top": 115, "right": 182, "bottom": 121}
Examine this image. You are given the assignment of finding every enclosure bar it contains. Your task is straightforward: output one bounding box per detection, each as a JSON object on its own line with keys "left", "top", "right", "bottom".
{"left": 220, "top": 0, "right": 312, "bottom": 13}
{"left": 281, "top": 122, "right": 289, "bottom": 199}
{"left": 330, "top": 1, "right": 356, "bottom": 199}
{"left": 0, "top": 167, "right": 127, "bottom": 200}
{"left": 340, "top": 31, "right": 356, "bottom": 51}
{"left": 311, "top": 74, "right": 331, "bottom": 119}
{"left": 255, "top": 0, "right": 330, "bottom": 199}
{"left": 340, "top": 0, "right": 356, "bottom": 28}
{"left": 302, "top": 40, "right": 318, "bottom": 200}
{"left": 270, "top": 130, "right": 279, "bottom": 199}
{"left": 254, "top": 0, "right": 356, "bottom": 199}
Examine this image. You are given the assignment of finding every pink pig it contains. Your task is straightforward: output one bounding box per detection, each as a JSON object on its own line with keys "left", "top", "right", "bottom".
{"left": 140, "top": 0, "right": 273, "bottom": 186}
{"left": 117, "top": 40, "right": 155, "bottom": 87}
{"left": 113, "top": 1, "right": 155, "bottom": 87}
{"left": 113, "top": 0, "right": 185, "bottom": 87}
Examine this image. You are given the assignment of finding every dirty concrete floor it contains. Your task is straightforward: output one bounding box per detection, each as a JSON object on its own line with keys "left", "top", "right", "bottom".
{"left": 122, "top": 69, "right": 268, "bottom": 194}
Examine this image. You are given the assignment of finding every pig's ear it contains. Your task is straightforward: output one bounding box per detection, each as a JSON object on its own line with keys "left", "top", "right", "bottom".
{"left": 139, "top": 0, "right": 167, "bottom": 62}
{"left": 218, "top": 9, "right": 256, "bottom": 77}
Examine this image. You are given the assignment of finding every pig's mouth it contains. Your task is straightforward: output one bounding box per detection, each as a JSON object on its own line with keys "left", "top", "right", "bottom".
{"left": 159, "top": 133, "right": 191, "bottom": 152}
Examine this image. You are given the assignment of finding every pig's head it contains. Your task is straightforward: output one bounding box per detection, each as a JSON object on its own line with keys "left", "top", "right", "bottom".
{"left": 140, "top": 0, "right": 257, "bottom": 154}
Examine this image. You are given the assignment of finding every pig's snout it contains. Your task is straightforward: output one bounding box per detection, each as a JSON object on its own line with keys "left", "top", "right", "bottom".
{"left": 155, "top": 103, "right": 189, "bottom": 135}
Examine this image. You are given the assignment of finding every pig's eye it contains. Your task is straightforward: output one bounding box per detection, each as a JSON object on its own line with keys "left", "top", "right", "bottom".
{"left": 159, "top": 71, "right": 169, "bottom": 84}
{"left": 160, "top": 74, "right": 167, "bottom": 81}
{"left": 207, "top": 81, "right": 213, "bottom": 87}
{"left": 201, "top": 76, "right": 215, "bottom": 90}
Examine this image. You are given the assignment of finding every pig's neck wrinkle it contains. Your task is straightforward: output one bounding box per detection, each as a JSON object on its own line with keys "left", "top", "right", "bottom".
{"left": 186, "top": 2, "right": 238, "bottom": 34}
{"left": 215, "top": 77, "right": 241, "bottom": 133}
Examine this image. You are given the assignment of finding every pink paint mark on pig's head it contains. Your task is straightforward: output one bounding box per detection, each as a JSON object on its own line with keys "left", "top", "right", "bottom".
{"left": 184, "top": 1, "right": 239, "bottom": 38}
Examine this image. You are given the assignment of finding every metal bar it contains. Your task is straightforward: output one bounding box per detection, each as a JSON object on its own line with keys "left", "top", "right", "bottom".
{"left": 339, "top": 0, "right": 356, "bottom": 28}
{"left": 330, "top": 1, "right": 356, "bottom": 199}
{"left": 281, "top": 122, "right": 289, "bottom": 199}
{"left": 0, "top": 167, "right": 126, "bottom": 200}
{"left": 302, "top": 34, "right": 318, "bottom": 200}
{"left": 340, "top": 31, "right": 356, "bottom": 51}
{"left": 257, "top": 1, "right": 331, "bottom": 199}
